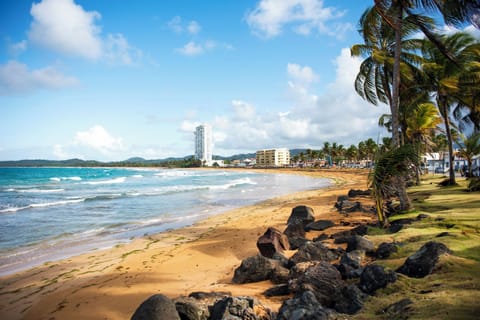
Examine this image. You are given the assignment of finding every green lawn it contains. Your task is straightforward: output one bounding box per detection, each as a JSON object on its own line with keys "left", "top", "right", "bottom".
{"left": 353, "top": 175, "right": 480, "bottom": 320}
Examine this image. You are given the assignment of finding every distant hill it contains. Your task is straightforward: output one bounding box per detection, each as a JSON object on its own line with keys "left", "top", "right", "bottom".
{"left": 0, "top": 149, "right": 306, "bottom": 167}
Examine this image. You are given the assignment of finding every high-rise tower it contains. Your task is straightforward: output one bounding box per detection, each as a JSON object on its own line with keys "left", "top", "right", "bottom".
{"left": 194, "top": 124, "right": 212, "bottom": 164}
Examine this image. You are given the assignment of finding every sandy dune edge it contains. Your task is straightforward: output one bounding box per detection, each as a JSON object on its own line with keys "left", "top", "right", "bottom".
{"left": 0, "top": 168, "right": 370, "bottom": 320}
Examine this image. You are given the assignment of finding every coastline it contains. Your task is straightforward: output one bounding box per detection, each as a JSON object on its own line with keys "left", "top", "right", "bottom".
{"left": 0, "top": 168, "right": 370, "bottom": 320}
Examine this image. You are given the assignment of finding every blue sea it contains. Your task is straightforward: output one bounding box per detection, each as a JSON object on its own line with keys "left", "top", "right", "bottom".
{"left": 0, "top": 167, "right": 329, "bottom": 276}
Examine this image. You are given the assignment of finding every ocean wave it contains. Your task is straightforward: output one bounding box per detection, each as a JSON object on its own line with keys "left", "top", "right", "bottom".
{"left": 50, "top": 176, "right": 82, "bottom": 182}
{"left": 0, "top": 198, "right": 85, "bottom": 214}
{"left": 84, "top": 177, "right": 126, "bottom": 185}
{"left": 9, "top": 188, "right": 65, "bottom": 194}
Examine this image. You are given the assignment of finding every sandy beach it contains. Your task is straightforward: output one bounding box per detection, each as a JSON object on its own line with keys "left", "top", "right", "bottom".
{"left": 0, "top": 168, "right": 372, "bottom": 320}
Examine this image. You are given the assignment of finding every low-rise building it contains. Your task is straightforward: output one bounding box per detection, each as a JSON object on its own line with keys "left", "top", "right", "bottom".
{"left": 256, "top": 148, "right": 290, "bottom": 167}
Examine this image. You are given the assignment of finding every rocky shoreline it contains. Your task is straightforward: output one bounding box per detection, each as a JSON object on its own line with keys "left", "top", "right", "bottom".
{"left": 130, "top": 189, "right": 452, "bottom": 319}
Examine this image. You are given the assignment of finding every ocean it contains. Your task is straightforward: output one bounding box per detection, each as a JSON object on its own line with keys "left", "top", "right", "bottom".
{"left": 0, "top": 167, "right": 330, "bottom": 276}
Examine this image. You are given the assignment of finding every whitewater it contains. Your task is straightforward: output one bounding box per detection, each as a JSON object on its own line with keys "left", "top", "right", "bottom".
{"left": 0, "top": 167, "right": 330, "bottom": 276}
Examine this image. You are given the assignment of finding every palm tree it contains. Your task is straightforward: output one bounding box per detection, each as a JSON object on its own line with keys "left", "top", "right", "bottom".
{"left": 405, "top": 102, "right": 443, "bottom": 183}
{"left": 421, "top": 32, "right": 479, "bottom": 185}
{"left": 457, "top": 132, "right": 480, "bottom": 178}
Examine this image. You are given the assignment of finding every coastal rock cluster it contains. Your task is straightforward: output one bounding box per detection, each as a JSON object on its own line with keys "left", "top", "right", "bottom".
{"left": 131, "top": 190, "right": 452, "bottom": 320}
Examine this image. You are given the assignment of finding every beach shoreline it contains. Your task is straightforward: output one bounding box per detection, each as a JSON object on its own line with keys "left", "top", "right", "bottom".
{"left": 0, "top": 168, "right": 371, "bottom": 320}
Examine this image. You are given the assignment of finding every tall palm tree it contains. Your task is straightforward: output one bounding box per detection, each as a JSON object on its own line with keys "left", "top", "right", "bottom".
{"left": 421, "top": 32, "right": 479, "bottom": 184}
{"left": 457, "top": 132, "right": 480, "bottom": 178}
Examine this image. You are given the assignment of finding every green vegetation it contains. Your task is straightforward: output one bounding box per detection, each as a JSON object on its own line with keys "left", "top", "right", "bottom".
{"left": 353, "top": 175, "right": 480, "bottom": 319}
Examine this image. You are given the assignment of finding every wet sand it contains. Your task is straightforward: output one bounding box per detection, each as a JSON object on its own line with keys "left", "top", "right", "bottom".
{"left": 0, "top": 168, "right": 372, "bottom": 320}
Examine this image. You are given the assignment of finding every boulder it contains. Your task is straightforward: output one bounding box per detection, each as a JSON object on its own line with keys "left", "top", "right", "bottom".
{"left": 288, "top": 261, "right": 343, "bottom": 309}
{"left": 277, "top": 291, "right": 335, "bottom": 320}
{"left": 335, "top": 284, "right": 366, "bottom": 314}
{"left": 283, "top": 223, "right": 307, "bottom": 250}
{"left": 331, "top": 225, "right": 368, "bottom": 241}
{"left": 348, "top": 189, "right": 371, "bottom": 197}
{"left": 358, "top": 265, "right": 397, "bottom": 294}
{"left": 256, "top": 227, "right": 290, "bottom": 258}
{"left": 375, "top": 242, "right": 398, "bottom": 259}
{"left": 209, "top": 296, "right": 274, "bottom": 320}
{"left": 396, "top": 241, "right": 452, "bottom": 278}
{"left": 335, "top": 200, "right": 363, "bottom": 213}
{"left": 264, "top": 284, "right": 290, "bottom": 297}
{"left": 174, "top": 297, "right": 210, "bottom": 320}
{"left": 335, "top": 263, "right": 363, "bottom": 280}
{"left": 305, "top": 220, "right": 335, "bottom": 231}
{"left": 131, "top": 294, "right": 180, "bottom": 320}
{"left": 340, "top": 250, "right": 365, "bottom": 269}
{"left": 345, "top": 235, "right": 375, "bottom": 253}
{"left": 233, "top": 255, "right": 288, "bottom": 284}
{"left": 313, "top": 233, "right": 329, "bottom": 242}
{"left": 287, "top": 205, "right": 315, "bottom": 227}
{"left": 289, "top": 241, "right": 339, "bottom": 265}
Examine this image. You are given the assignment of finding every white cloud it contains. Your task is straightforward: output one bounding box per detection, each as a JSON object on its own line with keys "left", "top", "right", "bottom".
{"left": 74, "top": 125, "right": 124, "bottom": 154}
{"left": 8, "top": 40, "right": 28, "bottom": 56}
{"left": 104, "top": 33, "right": 143, "bottom": 65}
{"left": 168, "top": 16, "right": 202, "bottom": 35}
{"left": 188, "top": 21, "right": 201, "bottom": 34}
{"left": 201, "top": 48, "right": 388, "bottom": 155}
{"left": 287, "top": 63, "right": 319, "bottom": 85}
{"left": 232, "top": 100, "right": 256, "bottom": 121}
{"left": 0, "top": 60, "right": 79, "bottom": 95}
{"left": 246, "top": 0, "right": 352, "bottom": 39}
{"left": 27, "top": 0, "right": 141, "bottom": 64}
{"left": 28, "top": 0, "right": 103, "bottom": 59}
{"left": 176, "top": 41, "right": 205, "bottom": 56}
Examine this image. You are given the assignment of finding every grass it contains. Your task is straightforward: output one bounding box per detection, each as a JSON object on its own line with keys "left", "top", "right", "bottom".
{"left": 352, "top": 175, "right": 480, "bottom": 319}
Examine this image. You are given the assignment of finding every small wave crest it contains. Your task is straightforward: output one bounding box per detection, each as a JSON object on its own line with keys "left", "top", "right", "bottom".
{"left": 84, "top": 177, "right": 126, "bottom": 185}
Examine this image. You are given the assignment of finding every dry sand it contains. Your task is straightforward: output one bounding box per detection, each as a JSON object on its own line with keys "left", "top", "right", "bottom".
{"left": 0, "top": 168, "right": 372, "bottom": 320}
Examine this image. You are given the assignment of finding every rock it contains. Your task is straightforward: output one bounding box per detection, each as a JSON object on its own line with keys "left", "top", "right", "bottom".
{"left": 331, "top": 225, "right": 368, "bottom": 241}
{"left": 337, "top": 195, "right": 349, "bottom": 202}
{"left": 174, "top": 296, "right": 210, "bottom": 320}
{"left": 375, "top": 242, "right": 398, "bottom": 259}
{"left": 233, "top": 255, "right": 289, "bottom": 284}
{"left": 435, "top": 232, "right": 451, "bottom": 237}
{"left": 377, "top": 298, "right": 413, "bottom": 319}
{"left": 416, "top": 213, "right": 429, "bottom": 220}
{"left": 348, "top": 189, "right": 371, "bottom": 197}
{"left": 289, "top": 241, "right": 339, "bottom": 265}
{"left": 340, "top": 250, "right": 364, "bottom": 269}
{"left": 313, "top": 233, "right": 329, "bottom": 242}
{"left": 188, "top": 291, "right": 231, "bottom": 301}
{"left": 283, "top": 223, "right": 307, "bottom": 250}
{"left": 396, "top": 241, "right": 452, "bottom": 278}
{"left": 284, "top": 222, "right": 306, "bottom": 238}
{"left": 131, "top": 294, "right": 180, "bottom": 320}
{"left": 287, "top": 205, "right": 315, "bottom": 227}
{"left": 335, "top": 263, "right": 363, "bottom": 280}
{"left": 335, "top": 284, "right": 366, "bottom": 314}
{"left": 390, "top": 218, "right": 415, "bottom": 225}
{"left": 345, "top": 235, "right": 375, "bottom": 253}
{"left": 335, "top": 200, "right": 363, "bottom": 213}
{"left": 305, "top": 220, "right": 335, "bottom": 231}
{"left": 277, "top": 290, "right": 335, "bottom": 320}
{"left": 288, "top": 261, "right": 343, "bottom": 309}
{"left": 358, "top": 264, "right": 397, "bottom": 294}
{"left": 388, "top": 224, "right": 403, "bottom": 233}
{"left": 257, "top": 227, "right": 290, "bottom": 258}
{"left": 209, "top": 296, "right": 274, "bottom": 320}
{"left": 264, "top": 284, "right": 290, "bottom": 297}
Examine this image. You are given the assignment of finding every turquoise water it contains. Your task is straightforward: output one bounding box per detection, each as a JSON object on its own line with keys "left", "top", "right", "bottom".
{"left": 0, "top": 167, "right": 329, "bottom": 275}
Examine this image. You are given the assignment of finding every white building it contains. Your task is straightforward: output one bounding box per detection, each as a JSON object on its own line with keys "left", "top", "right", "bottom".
{"left": 194, "top": 124, "right": 213, "bottom": 165}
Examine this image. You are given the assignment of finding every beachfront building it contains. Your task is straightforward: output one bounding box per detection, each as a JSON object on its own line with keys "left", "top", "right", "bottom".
{"left": 194, "top": 124, "right": 213, "bottom": 165}
{"left": 256, "top": 148, "right": 290, "bottom": 167}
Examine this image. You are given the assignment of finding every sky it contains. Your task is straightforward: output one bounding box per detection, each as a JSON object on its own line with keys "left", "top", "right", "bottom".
{"left": 0, "top": 0, "right": 413, "bottom": 161}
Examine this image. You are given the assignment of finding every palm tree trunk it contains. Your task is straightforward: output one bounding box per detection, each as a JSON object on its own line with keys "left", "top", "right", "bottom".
{"left": 440, "top": 96, "right": 457, "bottom": 185}
{"left": 392, "top": 4, "right": 412, "bottom": 211}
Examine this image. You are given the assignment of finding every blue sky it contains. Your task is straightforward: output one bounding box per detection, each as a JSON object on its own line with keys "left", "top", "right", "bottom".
{"left": 2, "top": 0, "right": 393, "bottom": 161}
